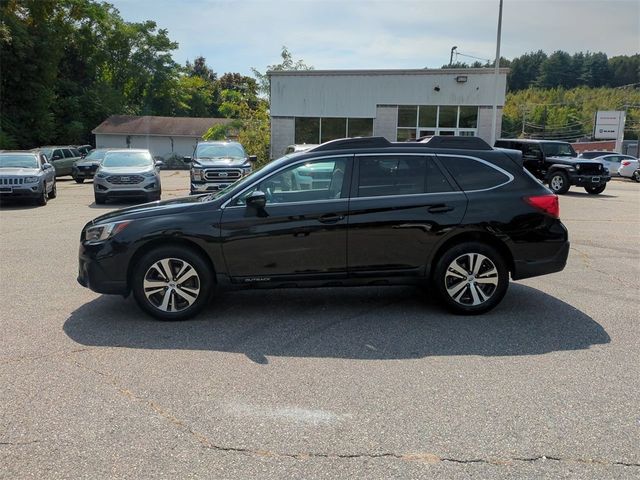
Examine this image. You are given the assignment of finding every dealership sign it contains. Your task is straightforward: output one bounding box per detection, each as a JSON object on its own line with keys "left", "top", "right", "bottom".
{"left": 594, "top": 110, "right": 626, "bottom": 140}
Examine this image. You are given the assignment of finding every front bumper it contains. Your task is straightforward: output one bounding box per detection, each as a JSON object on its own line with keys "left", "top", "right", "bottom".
{"left": 77, "top": 241, "right": 130, "bottom": 295}
{"left": 72, "top": 165, "right": 99, "bottom": 179}
{"left": 94, "top": 176, "right": 161, "bottom": 198}
{"left": 191, "top": 181, "right": 233, "bottom": 193}
{"left": 0, "top": 183, "right": 43, "bottom": 199}
{"left": 568, "top": 173, "right": 611, "bottom": 187}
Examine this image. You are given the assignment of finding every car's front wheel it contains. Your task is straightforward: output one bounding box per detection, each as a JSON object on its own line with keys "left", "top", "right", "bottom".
{"left": 584, "top": 184, "right": 606, "bottom": 195}
{"left": 433, "top": 242, "right": 509, "bottom": 315}
{"left": 548, "top": 171, "right": 570, "bottom": 194}
{"left": 48, "top": 181, "right": 57, "bottom": 199}
{"left": 131, "top": 246, "right": 213, "bottom": 321}
{"left": 74, "top": 176, "right": 85, "bottom": 184}
{"left": 36, "top": 183, "right": 48, "bottom": 206}
{"left": 632, "top": 169, "right": 640, "bottom": 183}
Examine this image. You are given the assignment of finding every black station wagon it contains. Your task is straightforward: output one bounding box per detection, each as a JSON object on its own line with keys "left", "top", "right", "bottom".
{"left": 78, "top": 136, "right": 569, "bottom": 320}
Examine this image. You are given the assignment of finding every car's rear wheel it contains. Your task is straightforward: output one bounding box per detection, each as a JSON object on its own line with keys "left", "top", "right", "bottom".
{"left": 584, "top": 184, "right": 606, "bottom": 195}
{"left": 433, "top": 242, "right": 509, "bottom": 315}
{"left": 548, "top": 171, "right": 570, "bottom": 194}
{"left": 131, "top": 246, "right": 213, "bottom": 321}
{"left": 48, "top": 181, "right": 57, "bottom": 199}
{"left": 633, "top": 169, "right": 640, "bottom": 183}
{"left": 36, "top": 184, "right": 48, "bottom": 206}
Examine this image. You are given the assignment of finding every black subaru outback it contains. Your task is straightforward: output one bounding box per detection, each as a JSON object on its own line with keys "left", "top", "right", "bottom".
{"left": 495, "top": 138, "right": 610, "bottom": 194}
{"left": 78, "top": 136, "right": 569, "bottom": 320}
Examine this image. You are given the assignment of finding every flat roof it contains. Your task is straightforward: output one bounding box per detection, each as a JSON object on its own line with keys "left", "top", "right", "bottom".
{"left": 268, "top": 68, "right": 509, "bottom": 76}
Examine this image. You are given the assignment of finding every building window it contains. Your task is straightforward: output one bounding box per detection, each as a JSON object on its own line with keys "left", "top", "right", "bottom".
{"left": 295, "top": 117, "right": 374, "bottom": 144}
{"left": 295, "top": 117, "right": 320, "bottom": 144}
{"left": 396, "top": 106, "right": 479, "bottom": 139}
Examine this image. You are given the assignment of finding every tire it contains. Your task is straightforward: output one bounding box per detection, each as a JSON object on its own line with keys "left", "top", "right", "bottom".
{"left": 433, "top": 241, "right": 509, "bottom": 315}
{"left": 36, "top": 184, "right": 48, "bottom": 206}
{"left": 548, "top": 171, "right": 570, "bottom": 194}
{"left": 633, "top": 170, "right": 640, "bottom": 183}
{"left": 131, "top": 246, "right": 213, "bottom": 321}
{"left": 94, "top": 194, "right": 106, "bottom": 205}
{"left": 48, "top": 181, "right": 57, "bottom": 199}
{"left": 74, "top": 177, "right": 85, "bottom": 184}
{"left": 584, "top": 184, "right": 606, "bottom": 195}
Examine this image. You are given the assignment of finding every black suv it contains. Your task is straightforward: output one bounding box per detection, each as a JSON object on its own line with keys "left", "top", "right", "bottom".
{"left": 78, "top": 136, "right": 569, "bottom": 320}
{"left": 495, "top": 139, "right": 610, "bottom": 194}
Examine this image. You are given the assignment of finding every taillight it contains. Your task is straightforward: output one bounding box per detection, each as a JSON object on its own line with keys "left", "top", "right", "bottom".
{"left": 621, "top": 161, "right": 631, "bottom": 166}
{"left": 524, "top": 194, "right": 559, "bottom": 218}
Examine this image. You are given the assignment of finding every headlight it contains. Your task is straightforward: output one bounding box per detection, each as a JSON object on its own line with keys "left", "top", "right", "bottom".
{"left": 95, "top": 172, "right": 106, "bottom": 178}
{"left": 141, "top": 171, "right": 156, "bottom": 178}
{"left": 191, "top": 168, "right": 203, "bottom": 181}
{"left": 84, "top": 221, "right": 131, "bottom": 244}
{"left": 23, "top": 176, "right": 39, "bottom": 183}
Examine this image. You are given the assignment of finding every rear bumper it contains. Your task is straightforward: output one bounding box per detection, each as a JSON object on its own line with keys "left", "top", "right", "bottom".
{"left": 512, "top": 240, "right": 570, "bottom": 280}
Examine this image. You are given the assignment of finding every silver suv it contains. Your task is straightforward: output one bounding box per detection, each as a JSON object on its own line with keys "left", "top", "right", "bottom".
{"left": 93, "top": 149, "right": 162, "bottom": 204}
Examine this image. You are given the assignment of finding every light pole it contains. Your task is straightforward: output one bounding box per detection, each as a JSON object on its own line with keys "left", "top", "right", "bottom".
{"left": 449, "top": 46, "right": 458, "bottom": 66}
{"left": 490, "top": 0, "right": 504, "bottom": 146}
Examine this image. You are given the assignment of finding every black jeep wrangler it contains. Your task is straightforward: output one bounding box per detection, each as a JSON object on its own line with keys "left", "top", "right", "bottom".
{"left": 495, "top": 139, "right": 610, "bottom": 194}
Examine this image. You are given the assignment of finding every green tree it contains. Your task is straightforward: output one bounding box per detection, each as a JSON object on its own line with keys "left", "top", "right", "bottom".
{"left": 252, "top": 45, "right": 313, "bottom": 97}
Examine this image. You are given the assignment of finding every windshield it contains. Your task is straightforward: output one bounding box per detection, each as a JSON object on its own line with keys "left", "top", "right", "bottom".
{"left": 0, "top": 154, "right": 39, "bottom": 168}
{"left": 542, "top": 143, "right": 577, "bottom": 157}
{"left": 85, "top": 149, "right": 108, "bottom": 161}
{"left": 196, "top": 143, "right": 245, "bottom": 159}
{"left": 102, "top": 151, "right": 153, "bottom": 167}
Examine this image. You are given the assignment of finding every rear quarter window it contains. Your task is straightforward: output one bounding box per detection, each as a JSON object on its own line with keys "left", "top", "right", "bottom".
{"left": 439, "top": 156, "right": 511, "bottom": 191}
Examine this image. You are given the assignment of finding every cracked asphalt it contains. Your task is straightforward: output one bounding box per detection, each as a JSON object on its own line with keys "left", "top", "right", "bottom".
{"left": 1, "top": 172, "right": 639, "bottom": 479}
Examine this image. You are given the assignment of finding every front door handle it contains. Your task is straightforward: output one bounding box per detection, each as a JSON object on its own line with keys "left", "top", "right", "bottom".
{"left": 318, "top": 214, "right": 345, "bottom": 224}
{"left": 428, "top": 205, "right": 454, "bottom": 213}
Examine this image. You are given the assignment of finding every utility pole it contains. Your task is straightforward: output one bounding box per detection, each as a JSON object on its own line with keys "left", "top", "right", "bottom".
{"left": 449, "top": 46, "right": 458, "bottom": 66}
{"left": 490, "top": 0, "right": 504, "bottom": 146}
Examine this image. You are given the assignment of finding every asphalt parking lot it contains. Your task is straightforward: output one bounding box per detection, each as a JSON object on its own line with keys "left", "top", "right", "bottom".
{"left": 1, "top": 172, "right": 639, "bottom": 479}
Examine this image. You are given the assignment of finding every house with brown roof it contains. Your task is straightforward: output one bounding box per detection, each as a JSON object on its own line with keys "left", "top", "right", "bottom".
{"left": 92, "top": 115, "right": 233, "bottom": 159}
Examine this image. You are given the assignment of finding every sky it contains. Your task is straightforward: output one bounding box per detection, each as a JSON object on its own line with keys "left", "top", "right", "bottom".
{"left": 110, "top": 0, "right": 640, "bottom": 76}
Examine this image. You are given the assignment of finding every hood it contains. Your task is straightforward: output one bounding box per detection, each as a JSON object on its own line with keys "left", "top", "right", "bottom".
{"left": 194, "top": 157, "right": 248, "bottom": 168}
{"left": 98, "top": 165, "right": 156, "bottom": 175}
{"left": 75, "top": 159, "right": 102, "bottom": 167}
{"left": 0, "top": 167, "right": 41, "bottom": 176}
{"left": 547, "top": 156, "right": 603, "bottom": 165}
{"left": 90, "top": 195, "right": 207, "bottom": 225}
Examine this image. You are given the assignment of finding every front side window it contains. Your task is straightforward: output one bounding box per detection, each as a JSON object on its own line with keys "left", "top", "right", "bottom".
{"left": 541, "top": 143, "right": 576, "bottom": 157}
{"left": 234, "top": 158, "right": 348, "bottom": 206}
{"left": 440, "top": 156, "right": 510, "bottom": 191}
{"left": 62, "top": 149, "right": 74, "bottom": 158}
{"left": 357, "top": 155, "right": 452, "bottom": 197}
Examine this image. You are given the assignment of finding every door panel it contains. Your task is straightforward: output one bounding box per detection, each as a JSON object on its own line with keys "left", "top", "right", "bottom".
{"left": 220, "top": 200, "right": 349, "bottom": 278}
{"left": 347, "top": 155, "right": 467, "bottom": 275}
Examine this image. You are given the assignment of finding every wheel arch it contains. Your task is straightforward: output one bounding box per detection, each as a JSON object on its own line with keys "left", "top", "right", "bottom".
{"left": 126, "top": 237, "right": 216, "bottom": 291}
{"left": 426, "top": 231, "right": 515, "bottom": 280}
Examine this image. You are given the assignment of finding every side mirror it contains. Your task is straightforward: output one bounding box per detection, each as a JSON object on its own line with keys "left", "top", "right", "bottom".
{"left": 42, "top": 163, "right": 53, "bottom": 170}
{"left": 154, "top": 160, "right": 164, "bottom": 167}
{"left": 183, "top": 156, "right": 192, "bottom": 163}
{"left": 245, "top": 190, "right": 266, "bottom": 209}
{"left": 248, "top": 155, "right": 258, "bottom": 163}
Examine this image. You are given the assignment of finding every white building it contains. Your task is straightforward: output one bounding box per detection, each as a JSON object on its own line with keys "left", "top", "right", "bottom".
{"left": 92, "top": 115, "right": 232, "bottom": 159}
{"left": 268, "top": 68, "right": 508, "bottom": 158}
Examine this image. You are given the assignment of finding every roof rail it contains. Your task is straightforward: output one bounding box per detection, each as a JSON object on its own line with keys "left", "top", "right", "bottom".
{"left": 415, "top": 136, "right": 493, "bottom": 150}
{"left": 310, "top": 136, "right": 391, "bottom": 152}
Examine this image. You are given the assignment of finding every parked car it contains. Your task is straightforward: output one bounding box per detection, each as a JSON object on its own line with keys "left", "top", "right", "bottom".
{"left": 284, "top": 144, "right": 319, "bottom": 155}
{"left": 587, "top": 153, "right": 638, "bottom": 176}
{"left": 495, "top": 139, "right": 610, "bottom": 194}
{"left": 93, "top": 149, "right": 162, "bottom": 204}
{"left": 36, "top": 146, "right": 82, "bottom": 177}
{"left": 72, "top": 148, "right": 112, "bottom": 183}
{"left": 578, "top": 151, "right": 614, "bottom": 159}
{"left": 0, "top": 151, "right": 56, "bottom": 205}
{"left": 184, "top": 141, "right": 257, "bottom": 195}
{"left": 75, "top": 145, "right": 94, "bottom": 157}
{"left": 618, "top": 157, "right": 640, "bottom": 182}
{"left": 78, "top": 136, "right": 569, "bottom": 320}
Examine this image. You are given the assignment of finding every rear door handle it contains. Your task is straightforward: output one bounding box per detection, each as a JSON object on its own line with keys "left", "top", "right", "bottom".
{"left": 428, "top": 205, "right": 454, "bottom": 213}
{"left": 318, "top": 214, "right": 345, "bottom": 224}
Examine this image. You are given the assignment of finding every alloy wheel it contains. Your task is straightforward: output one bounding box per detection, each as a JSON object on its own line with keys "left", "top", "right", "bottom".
{"left": 444, "top": 253, "right": 499, "bottom": 306}
{"left": 550, "top": 175, "right": 564, "bottom": 191}
{"left": 143, "top": 258, "right": 201, "bottom": 313}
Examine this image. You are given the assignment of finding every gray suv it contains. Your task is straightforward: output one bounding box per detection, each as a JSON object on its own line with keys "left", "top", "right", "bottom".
{"left": 0, "top": 151, "right": 57, "bottom": 205}
{"left": 93, "top": 149, "right": 162, "bottom": 204}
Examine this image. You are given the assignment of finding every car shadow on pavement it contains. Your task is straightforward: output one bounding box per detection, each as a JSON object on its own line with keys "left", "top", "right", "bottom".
{"left": 64, "top": 283, "right": 610, "bottom": 363}
{"left": 563, "top": 192, "right": 616, "bottom": 198}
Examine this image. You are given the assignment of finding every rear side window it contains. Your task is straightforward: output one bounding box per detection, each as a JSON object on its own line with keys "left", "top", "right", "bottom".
{"left": 357, "top": 155, "right": 453, "bottom": 197}
{"left": 440, "top": 156, "right": 510, "bottom": 191}
{"left": 62, "top": 149, "right": 74, "bottom": 158}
